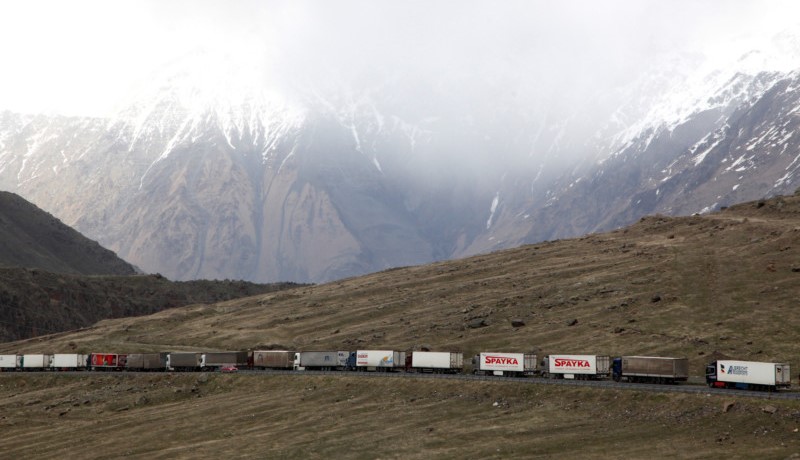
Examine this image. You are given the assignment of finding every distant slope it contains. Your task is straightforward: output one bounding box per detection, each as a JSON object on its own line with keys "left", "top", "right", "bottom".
{"left": 0, "top": 191, "right": 136, "bottom": 275}
{"left": 0, "top": 269, "right": 304, "bottom": 342}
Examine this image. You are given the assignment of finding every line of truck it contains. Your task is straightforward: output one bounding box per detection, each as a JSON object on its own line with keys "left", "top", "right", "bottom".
{"left": 0, "top": 350, "right": 791, "bottom": 391}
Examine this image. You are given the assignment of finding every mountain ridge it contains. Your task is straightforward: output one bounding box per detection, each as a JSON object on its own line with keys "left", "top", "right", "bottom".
{"left": 2, "top": 39, "right": 800, "bottom": 283}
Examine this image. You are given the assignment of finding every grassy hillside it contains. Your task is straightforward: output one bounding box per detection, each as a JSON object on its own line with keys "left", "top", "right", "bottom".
{"left": 1, "top": 373, "right": 799, "bottom": 459}
{"left": 3, "top": 193, "right": 800, "bottom": 457}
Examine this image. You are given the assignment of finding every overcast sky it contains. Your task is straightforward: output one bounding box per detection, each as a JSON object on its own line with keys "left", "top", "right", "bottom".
{"left": 1, "top": 1, "right": 798, "bottom": 117}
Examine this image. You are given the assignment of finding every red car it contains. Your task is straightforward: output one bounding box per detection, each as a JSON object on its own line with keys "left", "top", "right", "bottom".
{"left": 220, "top": 365, "right": 238, "bottom": 373}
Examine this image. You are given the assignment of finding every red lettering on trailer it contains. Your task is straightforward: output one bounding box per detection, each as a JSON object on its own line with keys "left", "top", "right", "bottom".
{"left": 484, "top": 356, "right": 519, "bottom": 365}
{"left": 554, "top": 358, "right": 590, "bottom": 368}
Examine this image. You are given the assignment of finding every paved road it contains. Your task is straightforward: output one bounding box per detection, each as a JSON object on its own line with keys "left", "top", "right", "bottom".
{"left": 3, "top": 369, "right": 797, "bottom": 400}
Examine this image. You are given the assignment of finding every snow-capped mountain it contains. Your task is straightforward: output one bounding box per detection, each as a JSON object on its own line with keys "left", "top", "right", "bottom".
{"left": 465, "top": 32, "right": 800, "bottom": 255}
{"left": 1, "top": 33, "right": 799, "bottom": 283}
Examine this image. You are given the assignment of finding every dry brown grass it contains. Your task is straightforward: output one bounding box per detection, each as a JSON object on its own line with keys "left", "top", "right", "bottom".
{"left": 2, "top": 373, "right": 800, "bottom": 459}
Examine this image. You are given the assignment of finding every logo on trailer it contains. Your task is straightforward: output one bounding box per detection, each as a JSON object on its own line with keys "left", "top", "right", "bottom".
{"left": 485, "top": 355, "right": 519, "bottom": 365}
{"left": 554, "top": 358, "right": 590, "bottom": 368}
{"left": 720, "top": 363, "right": 748, "bottom": 376}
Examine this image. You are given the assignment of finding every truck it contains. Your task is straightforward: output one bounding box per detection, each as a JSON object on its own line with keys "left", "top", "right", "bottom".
{"left": 612, "top": 356, "right": 689, "bottom": 384}
{"left": 167, "top": 352, "right": 203, "bottom": 371}
{"left": 51, "top": 354, "right": 88, "bottom": 370}
{"left": 90, "top": 353, "right": 127, "bottom": 370}
{"left": 542, "top": 354, "right": 610, "bottom": 380}
{"left": 251, "top": 350, "right": 296, "bottom": 369}
{"left": 354, "top": 350, "right": 406, "bottom": 371}
{"left": 472, "top": 352, "right": 536, "bottom": 377}
{"left": 409, "top": 351, "right": 463, "bottom": 373}
{"left": 202, "top": 352, "right": 249, "bottom": 370}
{"left": 294, "top": 351, "right": 348, "bottom": 371}
{"left": 22, "top": 354, "right": 51, "bottom": 369}
{"left": 126, "top": 353, "right": 168, "bottom": 371}
{"left": 706, "top": 360, "right": 791, "bottom": 391}
{"left": 0, "top": 354, "right": 20, "bottom": 370}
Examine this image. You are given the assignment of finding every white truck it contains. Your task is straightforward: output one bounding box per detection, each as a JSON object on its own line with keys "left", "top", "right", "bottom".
{"left": 294, "top": 351, "right": 349, "bottom": 371}
{"left": 21, "top": 354, "right": 50, "bottom": 369}
{"left": 51, "top": 354, "right": 88, "bottom": 370}
{"left": 542, "top": 354, "right": 611, "bottom": 380}
{"left": 410, "top": 351, "right": 463, "bottom": 373}
{"left": 355, "top": 350, "right": 406, "bottom": 371}
{"left": 706, "top": 360, "right": 791, "bottom": 391}
{"left": 472, "top": 352, "right": 536, "bottom": 377}
{"left": 0, "top": 354, "right": 20, "bottom": 370}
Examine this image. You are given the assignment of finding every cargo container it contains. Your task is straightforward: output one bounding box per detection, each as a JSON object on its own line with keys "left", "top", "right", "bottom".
{"left": 355, "top": 350, "right": 406, "bottom": 371}
{"left": 126, "top": 353, "right": 168, "bottom": 371}
{"left": 251, "top": 350, "right": 296, "bottom": 369}
{"left": 0, "top": 354, "right": 20, "bottom": 370}
{"left": 22, "top": 354, "right": 51, "bottom": 369}
{"left": 167, "top": 353, "right": 203, "bottom": 371}
{"left": 294, "top": 351, "right": 348, "bottom": 370}
{"left": 201, "top": 351, "right": 248, "bottom": 369}
{"left": 473, "top": 352, "right": 536, "bottom": 377}
{"left": 90, "top": 353, "right": 127, "bottom": 370}
{"left": 543, "top": 354, "right": 610, "bottom": 379}
{"left": 51, "top": 354, "right": 88, "bottom": 370}
{"left": 410, "top": 352, "right": 463, "bottom": 373}
{"left": 706, "top": 360, "right": 791, "bottom": 390}
{"left": 612, "top": 356, "right": 688, "bottom": 383}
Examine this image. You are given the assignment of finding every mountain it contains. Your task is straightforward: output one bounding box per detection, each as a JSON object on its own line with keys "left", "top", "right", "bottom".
{"left": 0, "top": 191, "right": 136, "bottom": 275}
{"left": 464, "top": 35, "right": 800, "bottom": 254}
{"left": 1, "top": 34, "right": 800, "bottom": 283}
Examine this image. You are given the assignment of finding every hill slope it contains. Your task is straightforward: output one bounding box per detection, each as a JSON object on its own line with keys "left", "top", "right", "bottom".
{"left": 0, "top": 191, "right": 136, "bottom": 276}
{"left": 3, "top": 194, "right": 800, "bottom": 458}
{"left": 6, "top": 192, "right": 800, "bottom": 369}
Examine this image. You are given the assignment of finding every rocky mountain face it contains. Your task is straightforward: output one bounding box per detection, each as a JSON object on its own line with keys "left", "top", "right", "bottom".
{"left": 1, "top": 40, "right": 799, "bottom": 283}
{"left": 466, "top": 60, "right": 800, "bottom": 254}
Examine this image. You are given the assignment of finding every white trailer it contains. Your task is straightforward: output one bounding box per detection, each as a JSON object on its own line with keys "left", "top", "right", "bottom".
{"left": 544, "top": 354, "right": 611, "bottom": 379}
{"left": 474, "top": 352, "right": 536, "bottom": 376}
{"left": 707, "top": 360, "right": 791, "bottom": 390}
{"left": 22, "top": 354, "right": 50, "bottom": 369}
{"left": 355, "top": 350, "right": 405, "bottom": 371}
{"left": 411, "top": 352, "right": 463, "bottom": 373}
{"left": 295, "top": 351, "right": 348, "bottom": 370}
{"left": 51, "top": 354, "right": 88, "bottom": 370}
{"left": 0, "top": 354, "right": 20, "bottom": 370}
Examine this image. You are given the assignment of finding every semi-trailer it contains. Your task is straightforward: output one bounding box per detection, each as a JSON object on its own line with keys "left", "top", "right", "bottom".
{"left": 354, "top": 350, "right": 406, "bottom": 371}
{"left": 126, "top": 353, "right": 168, "bottom": 371}
{"left": 294, "top": 351, "right": 349, "bottom": 370}
{"left": 0, "top": 354, "right": 20, "bottom": 370}
{"left": 706, "top": 360, "right": 790, "bottom": 391}
{"left": 51, "top": 354, "right": 88, "bottom": 370}
{"left": 542, "top": 354, "right": 611, "bottom": 380}
{"left": 202, "top": 352, "right": 249, "bottom": 369}
{"left": 251, "top": 350, "right": 296, "bottom": 369}
{"left": 22, "top": 354, "right": 50, "bottom": 369}
{"left": 472, "top": 352, "right": 536, "bottom": 377}
{"left": 409, "top": 351, "right": 463, "bottom": 373}
{"left": 167, "top": 352, "right": 202, "bottom": 371}
{"left": 612, "top": 356, "right": 689, "bottom": 383}
{"left": 89, "top": 353, "right": 126, "bottom": 370}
